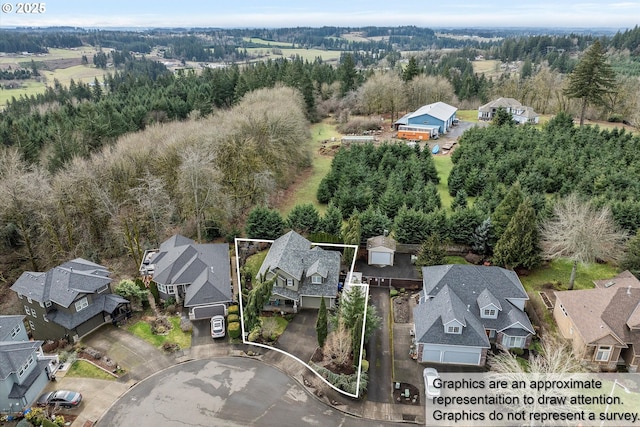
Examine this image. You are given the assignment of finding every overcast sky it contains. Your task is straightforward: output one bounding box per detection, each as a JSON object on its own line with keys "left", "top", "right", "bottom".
{"left": 0, "top": 0, "right": 637, "bottom": 29}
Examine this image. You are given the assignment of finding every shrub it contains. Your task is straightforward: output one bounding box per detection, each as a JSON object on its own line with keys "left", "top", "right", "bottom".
{"left": 227, "top": 314, "right": 239, "bottom": 323}
{"left": 165, "top": 304, "right": 177, "bottom": 315}
{"left": 509, "top": 347, "right": 525, "bottom": 356}
{"left": 399, "top": 288, "right": 405, "bottom": 294}
{"left": 42, "top": 340, "right": 59, "bottom": 353}
{"left": 228, "top": 321, "right": 241, "bottom": 339}
{"left": 361, "top": 359, "right": 369, "bottom": 373}
{"left": 162, "top": 341, "right": 180, "bottom": 353}
{"left": 389, "top": 288, "right": 398, "bottom": 297}
{"left": 248, "top": 327, "right": 261, "bottom": 342}
{"left": 228, "top": 305, "right": 240, "bottom": 316}
{"left": 179, "top": 318, "right": 193, "bottom": 333}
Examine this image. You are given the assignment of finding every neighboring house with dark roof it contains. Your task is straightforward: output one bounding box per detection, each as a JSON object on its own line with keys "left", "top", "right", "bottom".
{"left": 140, "top": 235, "right": 233, "bottom": 320}
{"left": 477, "top": 97, "right": 539, "bottom": 124}
{"left": 0, "top": 315, "right": 57, "bottom": 413}
{"left": 413, "top": 265, "right": 535, "bottom": 366}
{"left": 10, "top": 259, "right": 130, "bottom": 342}
{"left": 258, "top": 231, "right": 341, "bottom": 311}
{"left": 394, "top": 102, "right": 458, "bottom": 134}
{"left": 554, "top": 271, "right": 640, "bottom": 372}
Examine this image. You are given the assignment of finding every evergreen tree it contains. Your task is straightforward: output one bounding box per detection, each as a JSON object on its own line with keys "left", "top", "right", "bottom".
{"left": 402, "top": 56, "right": 420, "bottom": 82}
{"left": 491, "top": 107, "right": 514, "bottom": 127}
{"left": 245, "top": 206, "right": 285, "bottom": 240}
{"left": 491, "top": 182, "right": 524, "bottom": 242}
{"left": 359, "top": 206, "right": 392, "bottom": 241}
{"left": 338, "top": 53, "right": 358, "bottom": 96}
{"left": 316, "top": 296, "right": 328, "bottom": 348}
{"left": 286, "top": 203, "right": 321, "bottom": 236}
{"left": 415, "top": 234, "right": 447, "bottom": 267}
{"left": 620, "top": 229, "right": 640, "bottom": 279}
{"left": 564, "top": 40, "right": 617, "bottom": 126}
{"left": 341, "top": 211, "right": 361, "bottom": 265}
{"left": 471, "top": 218, "right": 494, "bottom": 256}
{"left": 319, "top": 202, "right": 342, "bottom": 236}
{"left": 493, "top": 199, "right": 541, "bottom": 270}
{"left": 451, "top": 189, "right": 468, "bottom": 211}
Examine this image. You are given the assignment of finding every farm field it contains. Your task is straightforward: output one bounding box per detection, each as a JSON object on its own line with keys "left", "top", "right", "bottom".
{"left": 242, "top": 37, "right": 295, "bottom": 48}
{"left": 244, "top": 47, "right": 341, "bottom": 63}
{"left": 471, "top": 59, "right": 502, "bottom": 78}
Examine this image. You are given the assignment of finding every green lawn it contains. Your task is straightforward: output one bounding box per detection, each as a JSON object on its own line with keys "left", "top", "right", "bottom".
{"left": 242, "top": 37, "right": 295, "bottom": 47}
{"left": 244, "top": 250, "right": 268, "bottom": 278}
{"left": 519, "top": 258, "right": 618, "bottom": 292}
{"left": 126, "top": 315, "right": 191, "bottom": 349}
{"left": 260, "top": 315, "right": 288, "bottom": 336}
{"left": 433, "top": 155, "right": 454, "bottom": 209}
{"left": 243, "top": 47, "right": 341, "bottom": 63}
{"left": 65, "top": 360, "right": 116, "bottom": 380}
{"left": 456, "top": 109, "right": 479, "bottom": 122}
{"left": 445, "top": 255, "right": 470, "bottom": 264}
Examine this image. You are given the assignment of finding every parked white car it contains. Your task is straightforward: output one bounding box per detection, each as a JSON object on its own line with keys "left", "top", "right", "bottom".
{"left": 423, "top": 367, "right": 441, "bottom": 399}
{"left": 210, "top": 315, "right": 225, "bottom": 339}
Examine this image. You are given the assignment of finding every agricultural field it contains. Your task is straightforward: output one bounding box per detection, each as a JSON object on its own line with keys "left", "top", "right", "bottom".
{"left": 471, "top": 59, "right": 502, "bottom": 77}
{"left": 242, "top": 37, "right": 295, "bottom": 48}
{"left": 244, "top": 47, "right": 341, "bottom": 63}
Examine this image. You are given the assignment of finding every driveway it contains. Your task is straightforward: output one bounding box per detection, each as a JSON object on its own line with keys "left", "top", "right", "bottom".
{"left": 366, "top": 287, "right": 392, "bottom": 403}
{"left": 96, "top": 357, "right": 407, "bottom": 427}
{"left": 274, "top": 310, "right": 318, "bottom": 363}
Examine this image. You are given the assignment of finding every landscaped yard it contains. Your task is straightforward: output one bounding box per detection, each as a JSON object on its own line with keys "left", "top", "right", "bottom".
{"left": 243, "top": 250, "right": 268, "bottom": 279}
{"left": 432, "top": 155, "right": 453, "bottom": 209}
{"left": 126, "top": 315, "right": 191, "bottom": 349}
{"left": 519, "top": 258, "right": 618, "bottom": 292}
{"left": 65, "top": 360, "right": 116, "bottom": 380}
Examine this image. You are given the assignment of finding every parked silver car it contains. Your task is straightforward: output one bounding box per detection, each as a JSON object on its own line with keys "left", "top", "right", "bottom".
{"left": 210, "top": 315, "right": 225, "bottom": 338}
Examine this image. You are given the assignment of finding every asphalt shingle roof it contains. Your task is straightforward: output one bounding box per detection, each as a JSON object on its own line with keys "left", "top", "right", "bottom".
{"left": 413, "top": 265, "right": 534, "bottom": 347}
{"left": 148, "top": 235, "right": 232, "bottom": 307}
{"left": 0, "top": 340, "right": 43, "bottom": 380}
{"left": 0, "top": 315, "right": 25, "bottom": 341}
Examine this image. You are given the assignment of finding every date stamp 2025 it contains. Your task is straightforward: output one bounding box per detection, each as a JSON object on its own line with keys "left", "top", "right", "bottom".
{"left": 1, "top": 3, "right": 46, "bottom": 14}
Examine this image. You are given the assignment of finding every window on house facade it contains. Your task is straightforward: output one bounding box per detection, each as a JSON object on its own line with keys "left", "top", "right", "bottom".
{"left": 482, "top": 309, "right": 496, "bottom": 317}
{"left": 286, "top": 278, "right": 294, "bottom": 287}
{"left": 98, "top": 285, "right": 109, "bottom": 293}
{"left": 75, "top": 297, "right": 89, "bottom": 312}
{"left": 30, "top": 308, "right": 37, "bottom": 317}
{"left": 28, "top": 320, "right": 35, "bottom": 331}
{"left": 312, "top": 275, "right": 322, "bottom": 284}
{"left": 560, "top": 304, "right": 568, "bottom": 316}
{"left": 167, "top": 285, "right": 175, "bottom": 295}
{"left": 45, "top": 301, "right": 51, "bottom": 307}
{"left": 595, "top": 346, "right": 612, "bottom": 362}
{"left": 446, "top": 325, "right": 461, "bottom": 334}
{"left": 24, "top": 305, "right": 30, "bottom": 316}
{"left": 18, "top": 354, "right": 34, "bottom": 377}
{"left": 157, "top": 283, "right": 167, "bottom": 293}
{"left": 503, "top": 335, "right": 526, "bottom": 348}
{"left": 27, "top": 296, "right": 32, "bottom": 304}
{"left": 11, "top": 325, "right": 20, "bottom": 338}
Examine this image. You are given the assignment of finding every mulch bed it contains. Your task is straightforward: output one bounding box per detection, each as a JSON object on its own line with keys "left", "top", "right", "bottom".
{"left": 393, "top": 296, "right": 410, "bottom": 323}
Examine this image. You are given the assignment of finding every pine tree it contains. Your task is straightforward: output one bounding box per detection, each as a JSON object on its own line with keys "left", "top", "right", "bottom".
{"left": 341, "top": 211, "right": 361, "bottom": 265}
{"left": 564, "top": 40, "right": 617, "bottom": 126}
{"left": 286, "top": 203, "right": 321, "bottom": 236}
{"left": 491, "top": 182, "right": 524, "bottom": 242}
{"left": 620, "top": 230, "right": 640, "bottom": 280}
{"left": 319, "top": 202, "right": 342, "bottom": 236}
{"left": 316, "top": 296, "right": 328, "bottom": 348}
{"left": 493, "top": 198, "right": 541, "bottom": 270}
{"left": 415, "top": 234, "right": 447, "bottom": 267}
{"left": 402, "top": 56, "right": 420, "bottom": 82}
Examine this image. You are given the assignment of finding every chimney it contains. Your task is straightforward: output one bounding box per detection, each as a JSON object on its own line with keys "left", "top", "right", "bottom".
{"left": 628, "top": 285, "right": 632, "bottom": 296}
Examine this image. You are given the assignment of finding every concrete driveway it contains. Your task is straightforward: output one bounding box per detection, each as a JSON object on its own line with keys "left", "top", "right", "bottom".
{"left": 367, "top": 286, "right": 392, "bottom": 403}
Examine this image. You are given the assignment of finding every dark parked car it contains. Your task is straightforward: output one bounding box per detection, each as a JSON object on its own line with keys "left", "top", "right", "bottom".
{"left": 36, "top": 390, "right": 83, "bottom": 408}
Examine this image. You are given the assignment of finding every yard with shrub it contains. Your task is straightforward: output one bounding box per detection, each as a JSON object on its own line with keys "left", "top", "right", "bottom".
{"left": 65, "top": 360, "right": 116, "bottom": 380}
{"left": 126, "top": 315, "right": 191, "bottom": 350}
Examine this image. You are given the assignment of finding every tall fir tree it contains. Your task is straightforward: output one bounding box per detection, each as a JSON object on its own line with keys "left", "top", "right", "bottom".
{"left": 564, "top": 40, "right": 617, "bottom": 126}
{"left": 493, "top": 198, "right": 541, "bottom": 270}
{"left": 316, "top": 296, "right": 328, "bottom": 348}
{"left": 491, "top": 182, "right": 524, "bottom": 242}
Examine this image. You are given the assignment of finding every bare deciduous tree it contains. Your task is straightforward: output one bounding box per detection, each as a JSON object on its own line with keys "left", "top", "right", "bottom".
{"left": 323, "top": 320, "right": 353, "bottom": 368}
{"left": 540, "top": 194, "right": 628, "bottom": 289}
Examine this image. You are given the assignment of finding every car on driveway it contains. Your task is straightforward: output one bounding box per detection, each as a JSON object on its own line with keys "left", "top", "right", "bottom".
{"left": 423, "top": 368, "right": 441, "bottom": 399}
{"left": 211, "top": 315, "right": 225, "bottom": 338}
{"left": 37, "top": 390, "right": 83, "bottom": 408}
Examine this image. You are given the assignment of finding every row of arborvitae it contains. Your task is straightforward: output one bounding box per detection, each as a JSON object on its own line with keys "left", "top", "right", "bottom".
{"left": 227, "top": 305, "right": 241, "bottom": 340}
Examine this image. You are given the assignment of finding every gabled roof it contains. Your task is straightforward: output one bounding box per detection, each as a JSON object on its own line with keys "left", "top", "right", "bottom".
{"left": 148, "top": 235, "right": 232, "bottom": 307}
{"left": 478, "top": 97, "right": 522, "bottom": 112}
{"left": 414, "top": 265, "right": 534, "bottom": 347}
{"left": 408, "top": 102, "right": 457, "bottom": 122}
{"left": 258, "top": 231, "right": 341, "bottom": 299}
{"left": 367, "top": 235, "right": 397, "bottom": 251}
{"left": 414, "top": 285, "right": 490, "bottom": 348}
{"left": 0, "top": 315, "right": 25, "bottom": 342}
{"left": 47, "top": 294, "right": 129, "bottom": 330}
{"left": 594, "top": 270, "right": 640, "bottom": 289}
{"left": 0, "top": 340, "right": 42, "bottom": 380}
{"left": 10, "top": 258, "right": 112, "bottom": 308}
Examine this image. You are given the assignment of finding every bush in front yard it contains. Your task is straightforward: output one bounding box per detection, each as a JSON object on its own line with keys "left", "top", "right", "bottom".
{"left": 228, "top": 321, "right": 241, "bottom": 339}
{"left": 227, "top": 314, "right": 239, "bottom": 323}
{"left": 228, "top": 305, "right": 239, "bottom": 315}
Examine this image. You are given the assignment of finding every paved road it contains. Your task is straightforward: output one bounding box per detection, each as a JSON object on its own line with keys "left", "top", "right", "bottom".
{"left": 367, "top": 286, "right": 392, "bottom": 403}
{"left": 97, "top": 357, "right": 406, "bottom": 427}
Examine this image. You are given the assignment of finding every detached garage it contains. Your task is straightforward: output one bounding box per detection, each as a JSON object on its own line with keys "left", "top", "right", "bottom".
{"left": 367, "top": 235, "right": 397, "bottom": 267}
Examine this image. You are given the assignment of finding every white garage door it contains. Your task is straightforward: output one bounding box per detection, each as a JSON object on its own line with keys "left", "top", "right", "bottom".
{"left": 443, "top": 349, "right": 481, "bottom": 365}
{"left": 370, "top": 251, "right": 392, "bottom": 265}
{"left": 422, "top": 349, "right": 442, "bottom": 363}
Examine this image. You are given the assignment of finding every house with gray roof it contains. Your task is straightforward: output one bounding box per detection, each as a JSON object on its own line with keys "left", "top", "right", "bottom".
{"left": 140, "top": 235, "right": 233, "bottom": 320}
{"left": 478, "top": 97, "right": 539, "bottom": 124}
{"left": 10, "top": 259, "right": 130, "bottom": 342}
{"left": 413, "top": 264, "right": 534, "bottom": 366}
{"left": 0, "top": 315, "right": 57, "bottom": 414}
{"left": 257, "top": 231, "right": 341, "bottom": 311}
{"left": 394, "top": 102, "right": 458, "bottom": 134}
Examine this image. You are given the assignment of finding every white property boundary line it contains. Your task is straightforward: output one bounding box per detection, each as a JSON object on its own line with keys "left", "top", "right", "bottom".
{"left": 234, "top": 237, "right": 368, "bottom": 399}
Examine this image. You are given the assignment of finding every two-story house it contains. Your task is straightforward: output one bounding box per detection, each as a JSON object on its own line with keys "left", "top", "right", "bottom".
{"left": 413, "top": 264, "right": 535, "bottom": 366}
{"left": 257, "top": 231, "right": 341, "bottom": 311}
{"left": 0, "top": 315, "right": 57, "bottom": 414}
{"left": 10, "top": 258, "right": 130, "bottom": 342}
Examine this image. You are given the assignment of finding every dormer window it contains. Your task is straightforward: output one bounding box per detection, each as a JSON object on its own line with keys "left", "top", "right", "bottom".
{"left": 75, "top": 297, "right": 88, "bottom": 312}
{"left": 483, "top": 309, "right": 496, "bottom": 317}
{"left": 286, "top": 278, "right": 294, "bottom": 287}
{"left": 447, "top": 326, "right": 461, "bottom": 334}
{"left": 312, "top": 275, "right": 322, "bottom": 284}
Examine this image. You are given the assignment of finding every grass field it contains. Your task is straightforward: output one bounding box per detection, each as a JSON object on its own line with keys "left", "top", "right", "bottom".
{"left": 242, "top": 37, "right": 294, "bottom": 48}
{"left": 244, "top": 47, "right": 341, "bottom": 63}
{"left": 472, "top": 59, "right": 502, "bottom": 78}
{"left": 0, "top": 81, "right": 46, "bottom": 106}
{"left": 456, "top": 109, "right": 479, "bottom": 122}
{"left": 520, "top": 259, "right": 618, "bottom": 292}
{"left": 66, "top": 360, "right": 116, "bottom": 380}
{"left": 278, "top": 121, "right": 342, "bottom": 216}
{"left": 433, "top": 155, "right": 454, "bottom": 209}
